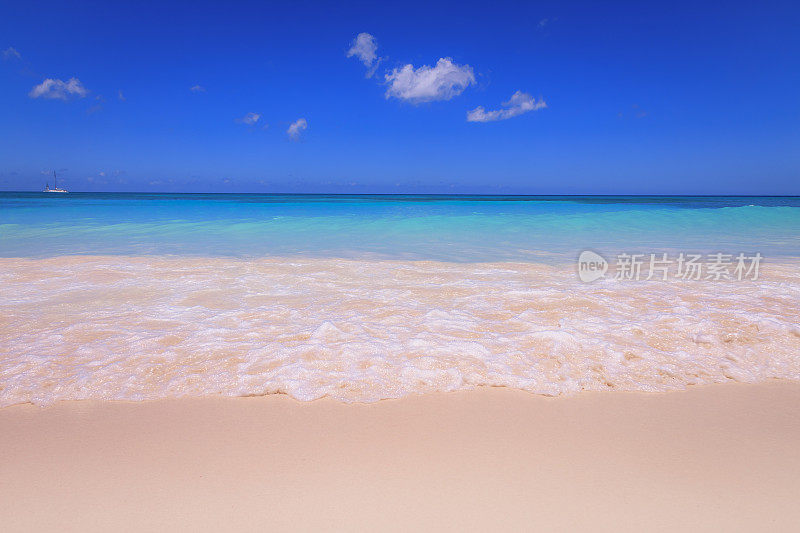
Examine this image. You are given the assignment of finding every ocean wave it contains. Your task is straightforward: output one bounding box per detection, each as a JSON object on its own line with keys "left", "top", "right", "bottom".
{"left": 1, "top": 256, "right": 799, "bottom": 407}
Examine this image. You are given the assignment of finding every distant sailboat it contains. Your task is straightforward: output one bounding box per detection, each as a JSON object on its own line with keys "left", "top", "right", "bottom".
{"left": 44, "top": 171, "right": 68, "bottom": 193}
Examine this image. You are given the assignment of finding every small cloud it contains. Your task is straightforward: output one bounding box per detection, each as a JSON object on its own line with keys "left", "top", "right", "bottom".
{"left": 385, "top": 58, "right": 475, "bottom": 103}
{"left": 118, "top": 90, "right": 125, "bottom": 101}
{"left": 347, "top": 32, "right": 377, "bottom": 66}
{"left": 190, "top": 84, "right": 206, "bottom": 93}
{"left": 346, "top": 32, "right": 383, "bottom": 77}
{"left": 2, "top": 47, "right": 21, "bottom": 60}
{"left": 467, "top": 91, "right": 546, "bottom": 122}
{"left": 287, "top": 118, "right": 307, "bottom": 140}
{"left": 29, "top": 77, "right": 89, "bottom": 100}
{"left": 236, "top": 112, "right": 261, "bottom": 125}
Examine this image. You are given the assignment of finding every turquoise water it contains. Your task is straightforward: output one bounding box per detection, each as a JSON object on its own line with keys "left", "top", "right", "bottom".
{"left": 2, "top": 193, "right": 800, "bottom": 261}
{"left": 3, "top": 194, "right": 800, "bottom": 406}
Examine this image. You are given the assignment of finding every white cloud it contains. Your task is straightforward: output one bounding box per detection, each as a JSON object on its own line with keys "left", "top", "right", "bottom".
{"left": 347, "top": 33, "right": 378, "bottom": 67}
{"left": 466, "top": 91, "right": 546, "bottom": 122}
{"left": 2, "top": 47, "right": 21, "bottom": 60}
{"left": 385, "top": 58, "right": 475, "bottom": 103}
{"left": 236, "top": 112, "right": 261, "bottom": 125}
{"left": 118, "top": 90, "right": 126, "bottom": 101}
{"left": 190, "top": 84, "right": 206, "bottom": 93}
{"left": 347, "top": 32, "right": 383, "bottom": 78}
{"left": 287, "top": 118, "right": 307, "bottom": 140}
{"left": 28, "top": 77, "right": 88, "bottom": 100}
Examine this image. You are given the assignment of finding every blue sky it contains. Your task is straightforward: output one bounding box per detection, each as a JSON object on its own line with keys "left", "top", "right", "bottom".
{"left": 1, "top": 0, "right": 798, "bottom": 194}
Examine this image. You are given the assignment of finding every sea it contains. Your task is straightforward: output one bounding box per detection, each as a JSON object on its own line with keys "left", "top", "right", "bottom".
{"left": 1, "top": 193, "right": 799, "bottom": 406}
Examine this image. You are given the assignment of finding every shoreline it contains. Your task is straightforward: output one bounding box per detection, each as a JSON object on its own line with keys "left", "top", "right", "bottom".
{"left": 2, "top": 382, "right": 799, "bottom": 531}
{"left": 3, "top": 255, "right": 799, "bottom": 406}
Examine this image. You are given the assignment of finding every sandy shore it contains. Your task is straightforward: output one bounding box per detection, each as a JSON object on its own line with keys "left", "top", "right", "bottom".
{"left": 1, "top": 383, "right": 799, "bottom": 532}
{"left": 4, "top": 256, "right": 800, "bottom": 406}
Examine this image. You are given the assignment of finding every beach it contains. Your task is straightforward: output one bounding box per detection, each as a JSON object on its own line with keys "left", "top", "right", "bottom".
{"left": 2, "top": 382, "right": 799, "bottom": 531}
{"left": 3, "top": 0, "right": 799, "bottom": 526}
{"left": 2, "top": 194, "right": 799, "bottom": 530}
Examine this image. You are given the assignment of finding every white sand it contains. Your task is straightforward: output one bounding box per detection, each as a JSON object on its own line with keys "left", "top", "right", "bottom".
{"left": 1, "top": 382, "right": 799, "bottom": 531}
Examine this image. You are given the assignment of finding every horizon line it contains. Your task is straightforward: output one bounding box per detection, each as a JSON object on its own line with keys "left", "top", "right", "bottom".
{"left": 2, "top": 190, "right": 800, "bottom": 198}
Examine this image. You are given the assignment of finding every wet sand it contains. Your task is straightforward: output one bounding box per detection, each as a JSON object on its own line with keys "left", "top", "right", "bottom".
{"left": 1, "top": 382, "right": 799, "bottom": 531}
{"left": 3, "top": 256, "right": 800, "bottom": 406}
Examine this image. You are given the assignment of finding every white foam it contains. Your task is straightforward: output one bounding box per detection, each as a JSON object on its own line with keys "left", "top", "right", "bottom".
{"left": 0, "top": 256, "right": 799, "bottom": 407}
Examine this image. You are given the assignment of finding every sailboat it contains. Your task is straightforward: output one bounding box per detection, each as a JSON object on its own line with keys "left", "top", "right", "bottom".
{"left": 43, "top": 171, "right": 68, "bottom": 193}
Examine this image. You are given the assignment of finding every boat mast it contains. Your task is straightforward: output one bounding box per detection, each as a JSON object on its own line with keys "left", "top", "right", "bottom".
{"left": 53, "top": 171, "right": 57, "bottom": 189}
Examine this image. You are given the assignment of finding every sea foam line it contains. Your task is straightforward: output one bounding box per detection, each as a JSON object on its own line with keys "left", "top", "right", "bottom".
{"left": 1, "top": 256, "right": 799, "bottom": 407}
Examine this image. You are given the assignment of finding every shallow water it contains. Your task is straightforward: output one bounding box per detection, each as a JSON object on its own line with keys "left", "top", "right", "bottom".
{"left": 2, "top": 193, "right": 800, "bottom": 260}
{"left": 1, "top": 194, "right": 799, "bottom": 406}
{"left": 1, "top": 256, "right": 798, "bottom": 406}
